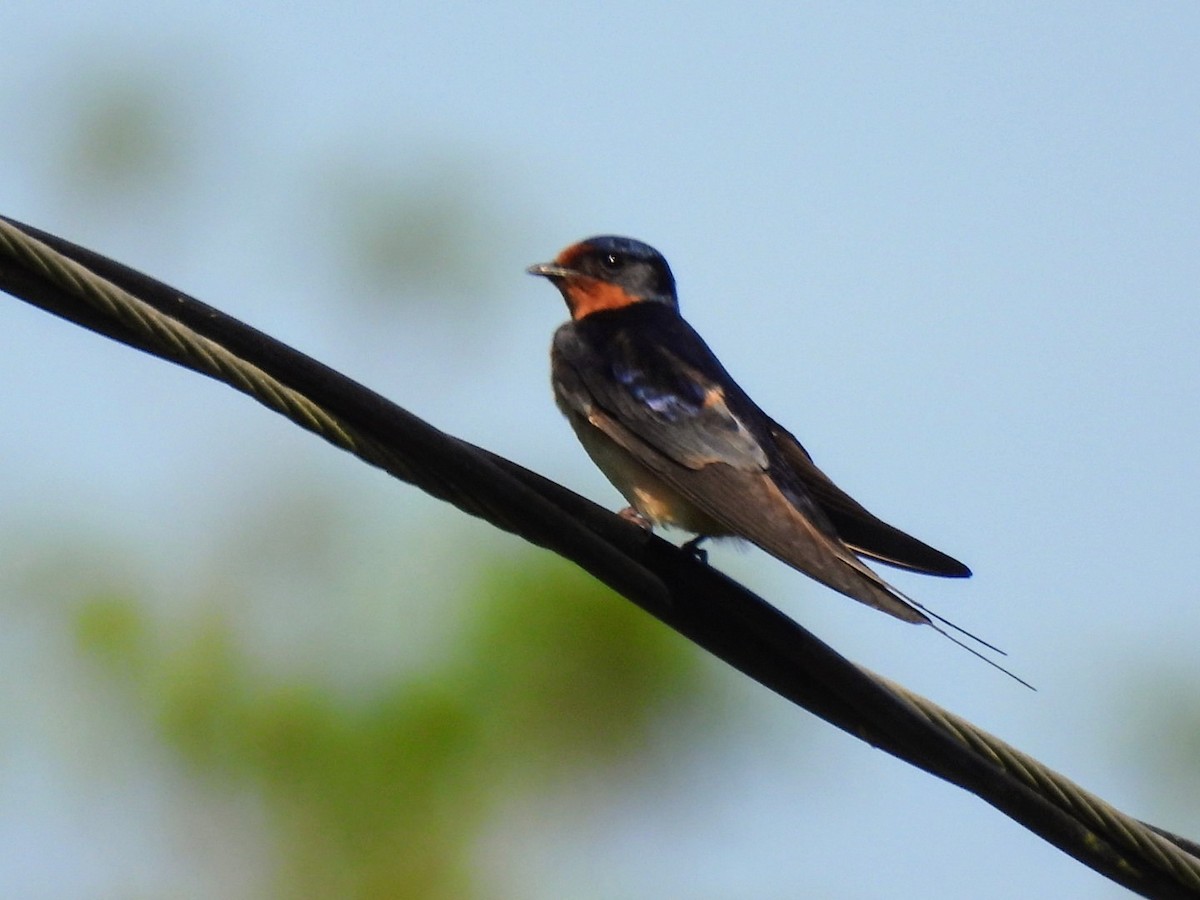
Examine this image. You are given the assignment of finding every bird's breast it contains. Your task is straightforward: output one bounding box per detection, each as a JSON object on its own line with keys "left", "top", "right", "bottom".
{"left": 558, "top": 404, "right": 730, "bottom": 536}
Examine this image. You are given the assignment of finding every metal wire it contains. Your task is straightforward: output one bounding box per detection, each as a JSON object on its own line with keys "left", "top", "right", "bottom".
{"left": 876, "top": 671, "right": 1200, "bottom": 890}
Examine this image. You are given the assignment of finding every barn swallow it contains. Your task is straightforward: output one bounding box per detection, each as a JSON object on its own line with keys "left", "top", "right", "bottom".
{"left": 527, "top": 235, "right": 975, "bottom": 631}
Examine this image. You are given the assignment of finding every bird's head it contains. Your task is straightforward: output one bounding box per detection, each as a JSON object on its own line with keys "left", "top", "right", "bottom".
{"left": 527, "top": 235, "right": 678, "bottom": 319}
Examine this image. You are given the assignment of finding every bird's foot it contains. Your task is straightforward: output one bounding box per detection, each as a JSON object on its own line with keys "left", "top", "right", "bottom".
{"left": 680, "top": 534, "right": 710, "bottom": 565}
{"left": 617, "top": 506, "right": 654, "bottom": 531}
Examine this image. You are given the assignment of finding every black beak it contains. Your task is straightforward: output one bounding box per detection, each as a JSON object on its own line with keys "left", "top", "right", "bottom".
{"left": 526, "top": 262, "right": 576, "bottom": 279}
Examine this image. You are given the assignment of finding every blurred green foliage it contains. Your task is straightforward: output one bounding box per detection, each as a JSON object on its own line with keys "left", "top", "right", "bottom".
{"left": 52, "top": 60, "right": 192, "bottom": 203}
{"left": 1119, "top": 669, "right": 1200, "bottom": 835}
{"left": 317, "top": 158, "right": 495, "bottom": 302}
{"left": 70, "top": 548, "right": 706, "bottom": 899}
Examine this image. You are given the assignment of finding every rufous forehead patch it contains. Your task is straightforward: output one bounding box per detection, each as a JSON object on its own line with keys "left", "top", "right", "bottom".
{"left": 554, "top": 241, "right": 592, "bottom": 268}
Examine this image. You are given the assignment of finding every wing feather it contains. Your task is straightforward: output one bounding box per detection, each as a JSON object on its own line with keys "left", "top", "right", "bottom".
{"left": 767, "top": 422, "right": 971, "bottom": 577}
{"left": 568, "top": 388, "right": 928, "bottom": 623}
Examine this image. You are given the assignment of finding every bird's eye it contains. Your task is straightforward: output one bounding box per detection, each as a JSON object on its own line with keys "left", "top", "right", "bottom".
{"left": 600, "top": 252, "right": 624, "bottom": 271}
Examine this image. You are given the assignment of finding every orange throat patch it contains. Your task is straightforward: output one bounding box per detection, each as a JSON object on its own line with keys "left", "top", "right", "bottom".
{"left": 563, "top": 277, "right": 641, "bottom": 319}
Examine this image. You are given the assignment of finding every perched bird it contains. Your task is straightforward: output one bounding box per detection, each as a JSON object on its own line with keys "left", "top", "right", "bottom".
{"left": 527, "top": 235, "right": 973, "bottom": 629}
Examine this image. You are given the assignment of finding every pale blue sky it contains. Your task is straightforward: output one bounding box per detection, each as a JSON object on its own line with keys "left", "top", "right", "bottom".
{"left": 1, "top": 3, "right": 1198, "bottom": 897}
